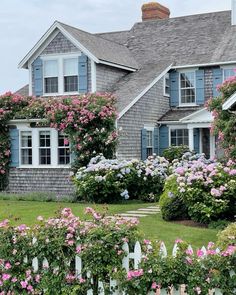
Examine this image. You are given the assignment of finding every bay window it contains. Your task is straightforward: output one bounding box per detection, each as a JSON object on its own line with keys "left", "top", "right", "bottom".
{"left": 180, "top": 71, "right": 196, "bottom": 104}
{"left": 44, "top": 60, "right": 58, "bottom": 94}
{"left": 20, "top": 131, "right": 32, "bottom": 165}
{"left": 171, "top": 129, "right": 189, "bottom": 146}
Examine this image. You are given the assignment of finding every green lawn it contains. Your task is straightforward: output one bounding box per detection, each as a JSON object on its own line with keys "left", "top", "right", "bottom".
{"left": 0, "top": 199, "right": 218, "bottom": 251}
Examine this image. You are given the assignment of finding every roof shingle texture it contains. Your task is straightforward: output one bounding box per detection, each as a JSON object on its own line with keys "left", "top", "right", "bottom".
{"left": 158, "top": 107, "right": 204, "bottom": 122}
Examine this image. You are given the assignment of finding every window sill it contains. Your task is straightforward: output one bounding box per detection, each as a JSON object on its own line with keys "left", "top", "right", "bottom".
{"left": 42, "top": 92, "right": 80, "bottom": 97}
{"left": 17, "top": 165, "right": 71, "bottom": 169}
{"left": 178, "top": 104, "right": 199, "bottom": 108}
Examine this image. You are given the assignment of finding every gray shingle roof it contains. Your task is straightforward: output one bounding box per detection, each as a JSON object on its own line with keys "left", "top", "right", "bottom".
{"left": 14, "top": 85, "right": 29, "bottom": 96}
{"left": 58, "top": 22, "right": 139, "bottom": 70}
{"left": 158, "top": 107, "right": 204, "bottom": 122}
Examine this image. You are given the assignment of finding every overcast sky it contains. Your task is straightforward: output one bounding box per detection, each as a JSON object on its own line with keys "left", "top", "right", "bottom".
{"left": 0, "top": 0, "right": 232, "bottom": 94}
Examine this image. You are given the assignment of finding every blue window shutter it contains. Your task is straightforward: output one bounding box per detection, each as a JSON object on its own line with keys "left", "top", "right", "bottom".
{"left": 9, "top": 129, "right": 19, "bottom": 167}
{"left": 141, "top": 128, "right": 147, "bottom": 160}
{"left": 159, "top": 126, "right": 169, "bottom": 155}
{"left": 170, "top": 72, "right": 179, "bottom": 107}
{"left": 79, "top": 55, "right": 88, "bottom": 94}
{"left": 32, "top": 57, "right": 43, "bottom": 97}
{"left": 153, "top": 127, "right": 159, "bottom": 155}
{"left": 212, "top": 68, "right": 223, "bottom": 98}
{"left": 193, "top": 128, "right": 200, "bottom": 154}
{"left": 196, "top": 70, "right": 205, "bottom": 105}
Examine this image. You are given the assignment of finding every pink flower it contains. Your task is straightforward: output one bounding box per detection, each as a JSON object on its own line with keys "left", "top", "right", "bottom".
{"left": 37, "top": 216, "right": 44, "bottom": 221}
{"left": 20, "top": 281, "right": 28, "bottom": 288}
{"left": 175, "top": 239, "right": 183, "bottom": 244}
{"left": 196, "top": 249, "right": 204, "bottom": 257}
{"left": 11, "top": 277, "right": 17, "bottom": 283}
{"left": 143, "top": 239, "right": 151, "bottom": 245}
{"left": 76, "top": 246, "right": 82, "bottom": 254}
{"left": 195, "top": 286, "right": 202, "bottom": 294}
{"left": 4, "top": 262, "right": 11, "bottom": 269}
{"left": 79, "top": 278, "right": 86, "bottom": 283}
{"left": 2, "top": 273, "right": 11, "bottom": 281}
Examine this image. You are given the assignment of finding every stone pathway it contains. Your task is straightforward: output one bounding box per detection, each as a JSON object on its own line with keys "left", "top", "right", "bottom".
{"left": 118, "top": 205, "right": 160, "bottom": 218}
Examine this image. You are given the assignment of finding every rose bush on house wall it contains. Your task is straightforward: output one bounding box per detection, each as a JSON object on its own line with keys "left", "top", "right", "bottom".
{"left": 160, "top": 153, "right": 236, "bottom": 224}
{"left": 207, "top": 76, "right": 236, "bottom": 158}
{"left": 74, "top": 154, "right": 169, "bottom": 203}
{"left": 0, "top": 92, "right": 118, "bottom": 190}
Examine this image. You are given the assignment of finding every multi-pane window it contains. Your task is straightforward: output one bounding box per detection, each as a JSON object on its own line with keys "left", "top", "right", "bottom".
{"left": 21, "top": 131, "right": 32, "bottom": 165}
{"left": 44, "top": 60, "right": 58, "bottom": 94}
{"left": 39, "top": 131, "right": 51, "bottom": 165}
{"left": 164, "top": 73, "right": 170, "bottom": 96}
{"left": 58, "top": 133, "right": 70, "bottom": 165}
{"left": 146, "top": 130, "right": 154, "bottom": 157}
{"left": 64, "top": 58, "right": 78, "bottom": 92}
{"left": 180, "top": 72, "right": 195, "bottom": 104}
{"left": 171, "top": 129, "right": 189, "bottom": 146}
{"left": 223, "top": 68, "right": 236, "bottom": 81}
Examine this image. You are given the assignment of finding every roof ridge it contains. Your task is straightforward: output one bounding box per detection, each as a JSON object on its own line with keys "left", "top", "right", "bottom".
{"left": 133, "top": 9, "right": 230, "bottom": 26}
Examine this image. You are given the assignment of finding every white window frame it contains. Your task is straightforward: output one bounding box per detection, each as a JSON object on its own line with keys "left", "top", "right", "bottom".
{"left": 144, "top": 126, "right": 154, "bottom": 157}
{"left": 57, "top": 132, "right": 71, "bottom": 165}
{"left": 179, "top": 70, "right": 197, "bottom": 106}
{"left": 168, "top": 125, "right": 188, "bottom": 147}
{"left": 41, "top": 53, "right": 81, "bottom": 96}
{"left": 163, "top": 73, "right": 170, "bottom": 97}
{"left": 43, "top": 59, "right": 59, "bottom": 95}
{"left": 17, "top": 126, "right": 71, "bottom": 168}
{"left": 20, "top": 131, "right": 33, "bottom": 166}
{"left": 221, "top": 65, "right": 236, "bottom": 82}
{"left": 39, "top": 130, "right": 52, "bottom": 166}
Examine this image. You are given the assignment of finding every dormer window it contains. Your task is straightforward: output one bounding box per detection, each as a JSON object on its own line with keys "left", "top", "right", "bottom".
{"left": 44, "top": 60, "right": 59, "bottom": 94}
{"left": 64, "top": 58, "right": 78, "bottom": 92}
{"left": 180, "top": 71, "right": 196, "bottom": 105}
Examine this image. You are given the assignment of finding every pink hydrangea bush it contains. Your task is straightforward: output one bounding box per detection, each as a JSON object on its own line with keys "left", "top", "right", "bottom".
{"left": 75, "top": 154, "right": 169, "bottom": 203}
{"left": 160, "top": 153, "right": 236, "bottom": 223}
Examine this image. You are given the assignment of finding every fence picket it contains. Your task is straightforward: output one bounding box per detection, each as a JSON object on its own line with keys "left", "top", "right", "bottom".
{"left": 214, "top": 289, "right": 223, "bottom": 295}
{"left": 122, "top": 242, "right": 129, "bottom": 272}
{"left": 133, "top": 241, "right": 142, "bottom": 269}
{"left": 75, "top": 254, "right": 82, "bottom": 278}
{"left": 98, "top": 281, "right": 104, "bottom": 295}
{"left": 172, "top": 243, "right": 179, "bottom": 257}
{"left": 110, "top": 279, "right": 119, "bottom": 295}
{"left": 160, "top": 241, "right": 167, "bottom": 258}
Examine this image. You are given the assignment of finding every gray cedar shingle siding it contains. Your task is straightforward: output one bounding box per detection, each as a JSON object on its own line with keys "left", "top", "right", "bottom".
{"left": 117, "top": 78, "right": 169, "bottom": 159}
{"left": 42, "top": 32, "right": 79, "bottom": 54}
{"left": 96, "top": 64, "right": 128, "bottom": 92}
{"left": 7, "top": 168, "right": 75, "bottom": 196}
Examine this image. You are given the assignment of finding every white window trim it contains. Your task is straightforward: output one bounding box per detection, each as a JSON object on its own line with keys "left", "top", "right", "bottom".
{"left": 221, "top": 65, "right": 236, "bottom": 82}
{"left": 41, "top": 53, "right": 82, "bottom": 96}
{"left": 20, "top": 131, "right": 33, "bottom": 166}
{"left": 163, "top": 73, "right": 170, "bottom": 97}
{"left": 18, "top": 127, "right": 71, "bottom": 168}
{"left": 168, "top": 126, "right": 188, "bottom": 147}
{"left": 178, "top": 69, "right": 197, "bottom": 106}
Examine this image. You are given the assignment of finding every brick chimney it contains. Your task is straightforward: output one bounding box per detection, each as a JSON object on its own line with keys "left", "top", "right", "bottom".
{"left": 142, "top": 2, "right": 170, "bottom": 21}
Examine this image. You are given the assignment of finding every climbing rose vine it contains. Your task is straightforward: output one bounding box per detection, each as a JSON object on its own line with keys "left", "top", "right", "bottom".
{"left": 207, "top": 75, "right": 236, "bottom": 158}
{"left": 0, "top": 92, "right": 118, "bottom": 189}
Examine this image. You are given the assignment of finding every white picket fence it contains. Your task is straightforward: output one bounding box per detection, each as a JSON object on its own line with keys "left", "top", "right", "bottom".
{"left": 31, "top": 241, "right": 235, "bottom": 295}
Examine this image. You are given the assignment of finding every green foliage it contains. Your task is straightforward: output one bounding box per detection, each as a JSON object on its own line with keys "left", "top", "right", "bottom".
{"left": 207, "top": 76, "right": 236, "bottom": 158}
{"left": 217, "top": 222, "right": 236, "bottom": 249}
{"left": 159, "top": 175, "right": 189, "bottom": 221}
{"left": 162, "top": 145, "right": 190, "bottom": 162}
{"left": 74, "top": 155, "right": 169, "bottom": 203}
{"left": 0, "top": 92, "right": 118, "bottom": 190}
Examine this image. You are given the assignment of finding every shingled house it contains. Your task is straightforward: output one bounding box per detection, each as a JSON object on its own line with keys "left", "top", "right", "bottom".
{"left": 9, "top": 1, "right": 236, "bottom": 194}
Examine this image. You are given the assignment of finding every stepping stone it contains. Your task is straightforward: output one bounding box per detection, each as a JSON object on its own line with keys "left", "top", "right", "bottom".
{"left": 138, "top": 208, "right": 160, "bottom": 212}
{"left": 147, "top": 206, "right": 160, "bottom": 209}
{"left": 127, "top": 210, "right": 157, "bottom": 215}
{"left": 118, "top": 213, "right": 147, "bottom": 217}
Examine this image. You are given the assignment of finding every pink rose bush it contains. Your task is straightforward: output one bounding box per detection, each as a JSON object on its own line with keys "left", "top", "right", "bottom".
{"left": 0, "top": 207, "right": 139, "bottom": 294}
{"left": 74, "top": 154, "right": 169, "bottom": 203}
{"left": 207, "top": 75, "right": 236, "bottom": 159}
{"left": 160, "top": 153, "right": 236, "bottom": 223}
{"left": 120, "top": 239, "right": 236, "bottom": 295}
{"left": 0, "top": 92, "right": 118, "bottom": 190}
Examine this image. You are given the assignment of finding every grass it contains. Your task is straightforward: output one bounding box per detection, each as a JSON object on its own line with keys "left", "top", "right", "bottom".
{"left": 0, "top": 195, "right": 219, "bottom": 251}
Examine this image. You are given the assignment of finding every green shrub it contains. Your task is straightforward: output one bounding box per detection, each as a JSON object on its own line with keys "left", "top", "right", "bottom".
{"left": 217, "top": 222, "right": 236, "bottom": 249}
{"left": 74, "top": 155, "right": 169, "bottom": 203}
{"left": 162, "top": 145, "right": 190, "bottom": 162}
{"left": 159, "top": 175, "right": 189, "bottom": 221}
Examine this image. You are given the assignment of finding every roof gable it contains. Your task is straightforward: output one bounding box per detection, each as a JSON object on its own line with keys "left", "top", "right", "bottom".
{"left": 18, "top": 21, "right": 138, "bottom": 71}
{"left": 180, "top": 108, "right": 213, "bottom": 123}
